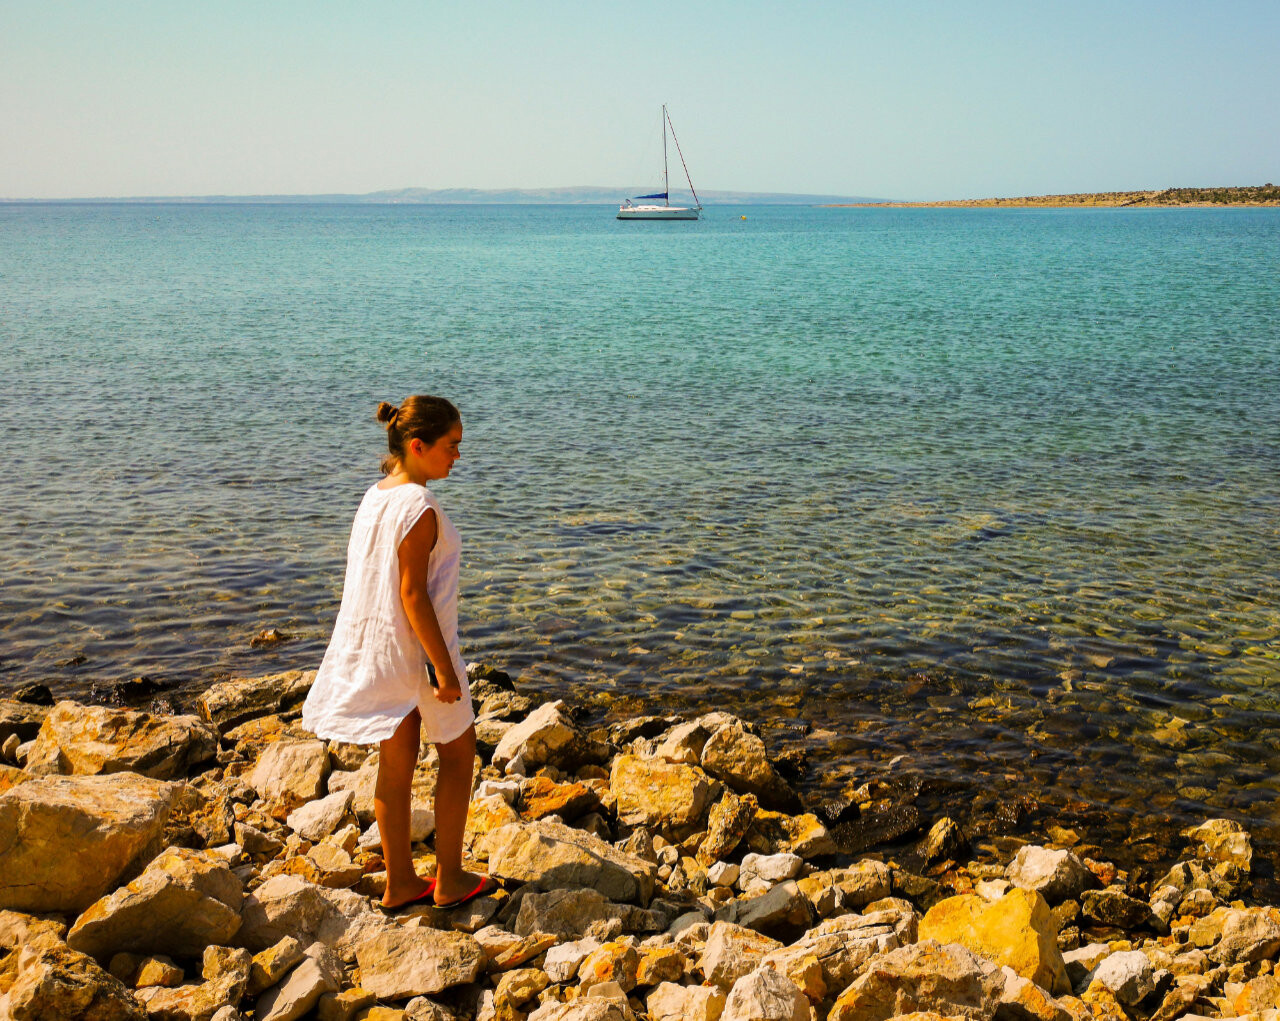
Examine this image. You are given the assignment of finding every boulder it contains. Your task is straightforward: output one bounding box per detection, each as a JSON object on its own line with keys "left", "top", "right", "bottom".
{"left": 1080, "top": 888, "right": 1157, "bottom": 930}
{"left": 698, "top": 790, "right": 757, "bottom": 865}
{"left": 1006, "top": 847, "right": 1094, "bottom": 904}
{"left": 762, "top": 909, "right": 918, "bottom": 994}
{"left": 827, "top": 940, "right": 1004, "bottom": 1021}
{"left": 920, "top": 817, "right": 966, "bottom": 865}
{"left": 1189, "top": 906, "right": 1280, "bottom": 965}
{"left": 739, "top": 852, "right": 804, "bottom": 890}
{"left": 484, "top": 820, "right": 657, "bottom": 904}
{"left": 321, "top": 757, "right": 380, "bottom": 825}
{"left": 254, "top": 944, "right": 342, "bottom": 1021}
{"left": 735, "top": 880, "right": 816, "bottom": 941}
{"left": 133, "top": 954, "right": 185, "bottom": 988}
{"left": 635, "top": 946, "right": 686, "bottom": 986}
{"left": 196, "top": 670, "right": 315, "bottom": 733}
{"left": 67, "top": 846, "right": 243, "bottom": 961}
{"left": 1087, "top": 950, "right": 1155, "bottom": 1007}
{"left": 700, "top": 722, "right": 802, "bottom": 813}
{"left": 286, "top": 790, "right": 355, "bottom": 842}
{"left": 699, "top": 920, "right": 784, "bottom": 991}
{"left": 745, "top": 809, "right": 836, "bottom": 860}
{"left": 654, "top": 720, "right": 715, "bottom": 765}
{"left": 519, "top": 776, "right": 600, "bottom": 821}
{"left": 486, "top": 931, "right": 558, "bottom": 970}
{"left": 721, "top": 965, "right": 812, "bottom": 1021}
{"left": 492, "top": 701, "right": 601, "bottom": 774}
{"left": 1, "top": 933, "right": 146, "bottom": 1021}
{"left": 0, "top": 772, "right": 179, "bottom": 913}
{"left": 0, "top": 909, "right": 68, "bottom": 948}
{"left": 23, "top": 702, "right": 217, "bottom": 780}
{"left": 1184, "top": 819, "right": 1252, "bottom": 872}
{"left": 248, "top": 740, "right": 329, "bottom": 817}
{"left": 578, "top": 940, "right": 640, "bottom": 992}
{"left": 646, "top": 981, "right": 726, "bottom": 1021}
{"left": 998, "top": 967, "right": 1074, "bottom": 1021}
{"left": 544, "top": 938, "right": 603, "bottom": 982}
{"left": 247, "top": 936, "right": 306, "bottom": 996}
{"left": 237, "top": 874, "right": 392, "bottom": 962}
{"left": 354, "top": 927, "right": 484, "bottom": 999}
{"left": 919, "top": 889, "right": 1068, "bottom": 995}
{"left": 133, "top": 946, "right": 253, "bottom": 1021}
{"left": 525, "top": 1000, "right": 634, "bottom": 1021}
{"left": 512, "top": 888, "right": 661, "bottom": 940}
{"left": 833, "top": 860, "right": 894, "bottom": 909}
{"left": 495, "top": 966, "right": 550, "bottom": 1010}
{"left": 610, "top": 754, "right": 720, "bottom": 840}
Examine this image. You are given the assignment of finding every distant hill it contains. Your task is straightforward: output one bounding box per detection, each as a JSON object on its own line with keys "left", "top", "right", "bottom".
{"left": 3, "top": 186, "right": 886, "bottom": 205}
{"left": 828, "top": 184, "right": 1280, "bottom": 208}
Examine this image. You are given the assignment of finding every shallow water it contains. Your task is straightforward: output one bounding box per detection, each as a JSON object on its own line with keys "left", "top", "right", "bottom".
{"left": 2, "top": 203, "right": 1279, "bottom": 861}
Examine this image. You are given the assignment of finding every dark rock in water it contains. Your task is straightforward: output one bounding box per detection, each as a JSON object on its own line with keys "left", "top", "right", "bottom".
{"left": 815, "top": 796, "right": 860, "bottom": 827}
{"left": 249, "top": 627, "right": 291, "bottom": 647}
{"left": 1082, "top": 888, "right": 1159, "bottom": 930}
{"left": 919, "top": 816, "right": 967, "bottom": 865}
{"left": 831, "top": 803, "right": 922, "bottom": 854}
{"left": 13, "top": 683, "right": 55, "bottom": 706}
{"left": 608, "top": 716, "right": 673, "bottom": 744}
{"left": 89, "top": 676, "right": 175, "bottom": 706}
{"left": 772, "top": 746, "right": 808, "bottom": 783}
{"left": 468, "top": 662, "right": 516, "bottom": 701}
{"left": 893, "top": 869, "right": 943, "bottom": 910}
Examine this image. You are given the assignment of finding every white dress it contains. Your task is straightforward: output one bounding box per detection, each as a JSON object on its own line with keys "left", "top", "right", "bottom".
{"left": 303, "top": 482, "right": 474, "bottom": 745}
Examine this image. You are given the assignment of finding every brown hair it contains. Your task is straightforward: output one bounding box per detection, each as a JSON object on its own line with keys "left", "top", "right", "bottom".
{"left": 375, "top": 395, "right": 461, "bottom": 474}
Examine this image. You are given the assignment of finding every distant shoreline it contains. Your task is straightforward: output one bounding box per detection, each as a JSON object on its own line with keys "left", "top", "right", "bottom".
{"left": 826, "top": 185, "right": 1280, "bottom": 208}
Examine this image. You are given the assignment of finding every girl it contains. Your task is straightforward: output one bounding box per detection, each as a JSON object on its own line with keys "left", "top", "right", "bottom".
{"left": 303, "top": 395, "right": 495, "bottom": 911}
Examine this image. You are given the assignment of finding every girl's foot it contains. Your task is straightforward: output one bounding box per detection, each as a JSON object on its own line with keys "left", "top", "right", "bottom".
{"left": 380, "top": 875, "right": 435, "bottom": 911}
{"left": 434, "top": 870, "right": 498, "bottom": 908}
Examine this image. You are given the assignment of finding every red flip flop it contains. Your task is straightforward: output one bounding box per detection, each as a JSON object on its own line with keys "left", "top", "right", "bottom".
{"left": 379, "top": 878, "right": 437, "bottom": 914}
{"left": 436, "top": 876, "right": 497, "bottom": 910}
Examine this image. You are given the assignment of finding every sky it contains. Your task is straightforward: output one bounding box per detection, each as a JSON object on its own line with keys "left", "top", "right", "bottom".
{"left": 2, "top": 0, "right": 1278, "bottom": 201}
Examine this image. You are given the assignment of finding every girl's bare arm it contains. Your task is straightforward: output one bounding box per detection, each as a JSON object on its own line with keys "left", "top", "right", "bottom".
{"left": 398, "top": 509, "right": 463, "bottom": 703}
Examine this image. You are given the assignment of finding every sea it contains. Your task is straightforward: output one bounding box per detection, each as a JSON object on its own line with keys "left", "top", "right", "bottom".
{"left": 3, "top": 202, "right": 1279, "bottom": 868}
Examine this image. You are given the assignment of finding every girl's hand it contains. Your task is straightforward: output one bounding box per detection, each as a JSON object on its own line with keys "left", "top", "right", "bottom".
{"left": 433, "top": 676, "right": 464, "bottom": 704}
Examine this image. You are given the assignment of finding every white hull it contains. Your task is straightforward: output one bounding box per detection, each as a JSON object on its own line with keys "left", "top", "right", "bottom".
{"left": 617, "top": 204, "right": 700, "bottom": 220}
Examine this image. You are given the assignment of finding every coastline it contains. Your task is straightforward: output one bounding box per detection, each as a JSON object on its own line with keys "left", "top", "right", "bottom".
{"left": 1, "top": 663, "right": 1272, "bottom": 1020}
{"left": 824, "top": 186, "right": 1280, "bottom": 208}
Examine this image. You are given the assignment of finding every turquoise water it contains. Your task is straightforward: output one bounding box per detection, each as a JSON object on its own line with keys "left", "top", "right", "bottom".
{"left": 3, "top": 203, "right": 1279, "bottom": 855}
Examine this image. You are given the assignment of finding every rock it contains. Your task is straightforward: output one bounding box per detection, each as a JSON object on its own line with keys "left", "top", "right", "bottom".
{"left": 197, "top": 671, "right": 315, "bottom": 733}
{"left": 475, "top": 778, "right": 521, "bottom": 803}
{"left": 744, "top": 809, "right": 836, "bottom": 860}
{"left": 0, "top": 772, "right": 179, "bottom": 913}
{"left": 359, "top": 808, "right": 436, "bottom": 849}
{"left": 1189, "top": 906, "right": 1280, "bottom": 964}
{"left": 655, "top": 720, "right": 714, "bottom": 765}
{"left": 237, "top": 874, "right": 392, "bottom": 962}
{"left": 834, "top": 804, "right": 923, "bottom": 855}
{"left": 1080, "top": 888, "right": 1157, "bottom": 930}
{"left": 67, "top": 846, "right": 243, "bottom": 962}
{"left": 134, "top": 954, "right": 185, "bottom": 988}
{"left": 318, "top": 987, "right": 377, "bottom": 1021}
{"left": 0, "top": 908, "right": 69, "bottom": 948}
{"left": 735, "top": 880, "right": 816, "bottom": 942}
{"left": 921, "top": 817, "right": 966, "bottom": 865}
{"left": 697, "top": 790, "right": 757, "bottom": 865}
{"left": 525, "top": 1000, "right": 634, "bottom": 1021}
{"left": 325, "top": 756, "right": 380, "bottom": 825}
{"left": 1062, "top": 944, "right": 1110, "bottom": 990}
{"left": 355, "top": 927, "right": 485, "bottom": 999}
{"left": 699, "top": 920, "right": 784, "bottom": 991}
{"left": 544, "top": 938, "right": 602, "bottom": 982}
{"left": 635, "top": 946, "right": 685, "bottom": 985}
{"left": 249, "top": 740, "right": 330, "bottom": 817}
{"left": 700, "top": 723, "right": 802, "bottom": 813}
{"left": 817, "top": 862, "right": 888, "bottom": 912}
{"left": 247, "top": 935, "right": 306, "bottom": 996}
{"left": 1006, "top": 847, "right": 1094, "bottom": 904}
{"left": 762, "top": 909, "right": 919, "bottom": 994}
{"left": 0, "top": 699, "right": 49, "bottom": 743}
{"left": 708, "top": 862, "right": 740, "bottom": 888}
{"left": 739, "top": 852, "right": 803, "bottom": 889}
{"left": 286, "top": 790, "right": 355, "bottom": 842}
{"left": 721, "top": 965, "right": 812, "bottom": 1021}
{"left": 998, "top": 967, "right": 1073, "bottom": 1021}
{"left": 279, "top": 843, "right": 364, "bottom": 889}
{"left": 134, "top": 946, "right": 252, "bottom": 1021}
{"left": 827, "top": 939, "right": 1004, "bottom": 1021}
{"left": 1184, "top": 819, "right": 1253, "bottom": 872}
{"left": 578, "top": 940, "right": 640, "bottom": 992}
{"left": 1087, "top": 950, "right": 1155, "bottom": 1007}
{"left": 235, "top": 820, "right": 284, "bottom": 856}
{"left": 495, "top": 966, "right": 550, "bottom": 1009}
{"left": 483, "top": 820, "right": 657, "bottom": 904}
{"left": 646, "top": 981, "right": 727, "bottom": 1021}
{"left": 610, "top": 754, "right": 720, "bottom": 840}
{"left": 919, "top": 889, "right": 1068, "bottom": 995}
{"left": 255, "top": 947, "right": 342, "bottom": 1021}
{"left": 519, "top": 776, "right": 600, "bottom": 821}
{"left": 464, "top": 794, "right": 522, "bottom": 852}
{"left": 511, "top": 888, "right": 661, "bottom": 940}
{"left": 23, "top": 702, "right": 217, "bottom": 780}
{"left": 492, "top": 701, "right": 600, "bottom": 775}
{"left": 2, "top": 933, "right": 146, "bottom": 1021}
{"left": 1232, "top": 974, "right": 1280, "bottom": 1014}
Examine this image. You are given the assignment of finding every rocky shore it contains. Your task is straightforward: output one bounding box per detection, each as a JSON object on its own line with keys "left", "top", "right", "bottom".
{"left": 825, "top": 185, "right": 1280, "bottom": 207}
{"left": 0, "top": 665, "right": 1274, "bottom": 1021}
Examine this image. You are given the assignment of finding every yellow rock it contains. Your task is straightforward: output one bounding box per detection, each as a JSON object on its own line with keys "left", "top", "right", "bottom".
{"left": 636, "top": 946, "right": 686, "bottom": 986}
{"left": 919, "top": 888, "right": 1069, "bottom": 994}
{"left": 134, "top": 955, "right": 183, "bottom": 988}
{"left": 1081, "top": 981, "right": 1127, "bottom": 1021}
{"left": 778, "top": 954, "right": 826, "bottom": 1002}
{"left": 1235, "top": 974, "right": 1280, "bottom": 1014}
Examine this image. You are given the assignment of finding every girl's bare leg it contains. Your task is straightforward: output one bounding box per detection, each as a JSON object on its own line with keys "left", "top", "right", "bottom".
{"left": 432, "top": 723, "right": 490, "bottom": 904}
{"left": 376, "top": 709, "right": 432, "bottom": 906}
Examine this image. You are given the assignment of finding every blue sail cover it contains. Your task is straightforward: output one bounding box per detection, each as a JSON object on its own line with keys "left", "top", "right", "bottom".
{"left": 634, "top": 192, "right": 668, "bottom": 200}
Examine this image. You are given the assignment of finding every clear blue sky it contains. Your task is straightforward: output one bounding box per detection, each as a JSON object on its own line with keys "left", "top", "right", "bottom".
{"left": 3, "top": 0, "right": 1277, "bottom": 200}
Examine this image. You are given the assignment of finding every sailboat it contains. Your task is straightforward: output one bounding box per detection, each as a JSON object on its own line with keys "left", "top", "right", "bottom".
{"left": 617, "top": 105, "right": 702, "bottom": 220}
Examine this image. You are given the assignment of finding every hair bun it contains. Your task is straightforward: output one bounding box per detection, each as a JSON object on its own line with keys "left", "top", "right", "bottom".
{"left": 375, "top": 401, "right": 399, "bottom": 425}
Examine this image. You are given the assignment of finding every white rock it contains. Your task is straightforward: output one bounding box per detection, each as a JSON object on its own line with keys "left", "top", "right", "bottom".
{"left": 255, "top": 950, "right": 340, "bottom": 1021}
{"left": 525, "top": 999, "right": 633, "bottom": 1020}
{"left": 738, "top": 852, "right": 803, "bottom": 889}
{"left": 647, "top": 981, "right": 727, "bottom": 1021}
{"left": 722, "top": 965, "right": 812, "bottom": 1021}
{"left": 544, "top": 938, "right": 601, "bottom": 983}
{"left": 492, "top": 701, "right": 582, "bottom": 775}
{"left": 1006, "top": 845, "right": 1093, "bottom": 903}
{"left": 285, "top": 790, "right": 354, "bottom": 842}
{"left": 1088, "top": 950, "right": 1156, "bottom": 1006}
{"left": 708, "top": 862, "right": 740, "bottom": 888}
{"left": 475, "top": 779, "right": 521, "bottom": 803}
{"left": 358, "top": 807, "right": 436, "bottom": 848}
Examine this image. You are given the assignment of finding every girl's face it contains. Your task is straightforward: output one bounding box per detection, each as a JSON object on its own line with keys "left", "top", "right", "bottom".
{"left": 408, "top": 421, "right": 462, "bottom": 480}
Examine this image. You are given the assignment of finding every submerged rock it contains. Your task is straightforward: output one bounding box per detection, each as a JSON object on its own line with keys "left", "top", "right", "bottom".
{"left": 196, "top": 670, "right": 314, "bottom": 733}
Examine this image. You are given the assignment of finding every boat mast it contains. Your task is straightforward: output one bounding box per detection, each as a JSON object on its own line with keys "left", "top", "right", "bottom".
{"left": 662, "top": 104, "right": 669, "bottom": 207}
{"left": 665, "top": 107, "right": 701, "bottom": 210}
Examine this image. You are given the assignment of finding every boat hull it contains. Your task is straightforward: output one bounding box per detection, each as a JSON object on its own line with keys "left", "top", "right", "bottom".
{"left": 617, "top": 205, "right": 700, "bottom": 220}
